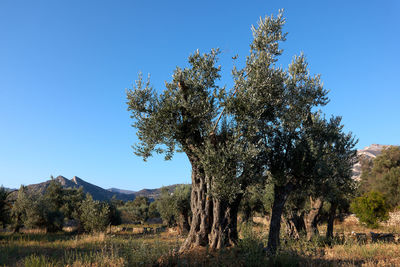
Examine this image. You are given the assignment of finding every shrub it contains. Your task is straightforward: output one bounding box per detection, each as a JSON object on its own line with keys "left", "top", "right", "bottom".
{"left": 350, "top": 191, "right": 389, "bottom": 228}
{"left": 79, "top": 194, "right": 110, "bottom": 232}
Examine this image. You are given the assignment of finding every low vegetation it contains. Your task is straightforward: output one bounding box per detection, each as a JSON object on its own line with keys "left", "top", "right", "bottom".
{"left": 1, "top": 219, "right": 400, "bottom": 266}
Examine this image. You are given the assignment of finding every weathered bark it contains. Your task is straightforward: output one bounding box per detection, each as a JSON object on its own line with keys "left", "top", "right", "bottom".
{"left": 326, "top": 202, "right": 337, "bottom": 240}
{"left": 304, "top": 196, "right": 323, "bottom": 241}
{"left": 209, "top": 194, "right": 242, "bottom": 250}
{"left": 267, "top": 183, "right": 293, "bottom": 255}
{"left": 179, "top": 162, "right": 212, "bottom": 252}
{"left": 283, "top": 211, "right": 305, "bottom": 239}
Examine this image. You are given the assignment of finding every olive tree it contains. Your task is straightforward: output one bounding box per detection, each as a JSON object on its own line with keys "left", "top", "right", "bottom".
{"left": 127, "top": 46, "right": 258, "bottom": 250}
{"left": 79, "top": 194, "right": 110, "bottom": 233}
{"left": 282, "top": 116, "right": 357, "bottom": 241}
{"left": 227, "top": 12, "right": 336, "bottom": 254}
{"left": 126, "top": 10, "right": 348, "bottom": 253}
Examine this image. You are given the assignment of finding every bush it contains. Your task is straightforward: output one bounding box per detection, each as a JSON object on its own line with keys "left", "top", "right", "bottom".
{"left": 119, "top": 196, "right": 150, "bottom": 224}
{"left": 79, "top": 194, "right": 110, "bottom": 232}
{"left": 350, "top": 191, "right": 389, "bottom": 228}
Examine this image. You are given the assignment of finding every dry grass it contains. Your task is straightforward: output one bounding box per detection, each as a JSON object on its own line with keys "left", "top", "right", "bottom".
{"left": 1, "top": 218, "right": 400, "bottom": 266}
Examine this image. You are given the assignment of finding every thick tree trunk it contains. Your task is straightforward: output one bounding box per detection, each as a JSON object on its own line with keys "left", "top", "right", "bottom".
{"left": 304, "top": 196, "right": 323, "bottom": 241}
{"left": 283, "top": 211, "right": 305, "bottom": 239}
{"left": 179, "top": 163, "right": 212, "bottom": 252}
{"left": 326, "top": 202, "right": 337, "bottom": 240}
{"left": 209, "top": 194, "right": 242, "bottom": 250}
{"left": 267, "top": 183, "right": 293, "bottom": 255}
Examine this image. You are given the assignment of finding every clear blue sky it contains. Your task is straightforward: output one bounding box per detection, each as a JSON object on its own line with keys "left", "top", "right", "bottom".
{"left": 1, "top": 0, "right": 399, "bottom": 190}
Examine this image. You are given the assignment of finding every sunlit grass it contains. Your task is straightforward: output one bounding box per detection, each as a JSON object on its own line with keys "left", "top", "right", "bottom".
{"left": 2, "top": 219, "right": 400, "bottom": 266}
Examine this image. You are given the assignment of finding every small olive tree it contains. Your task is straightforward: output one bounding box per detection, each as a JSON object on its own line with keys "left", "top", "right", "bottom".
{"left": 156, "top": 185, "right": 191, "bottom": 232}
{"left": 79, "top": 194, "right": 110, "bottom": 233}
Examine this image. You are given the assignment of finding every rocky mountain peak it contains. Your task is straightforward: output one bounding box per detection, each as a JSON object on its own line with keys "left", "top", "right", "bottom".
{"left": 55, "top": 175, "right": 69, "bottom": 186}
{"left": 352, "top": 144, "right": 389, "bottom": 180}
{"left": 71, "top": 176, "right": 82, "bottom": 184}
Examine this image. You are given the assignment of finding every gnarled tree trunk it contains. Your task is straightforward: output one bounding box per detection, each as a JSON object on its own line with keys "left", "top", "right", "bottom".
{"left": 209, "top": 194, "right": 242, "bottom": 250}
{"left": 283, "top": 211, "right": 305, "bottom": 239}
{"left": 304, "top": 196, "right": 323, "bottom": 241}
{"left": 267, "top": 183, "right": 293, "bottom": 255}
{"left": 326, "top": 202, "right": 337, "bottom": 240}
{"left": 179, "top": 162, "right": 213, "bottom": 252}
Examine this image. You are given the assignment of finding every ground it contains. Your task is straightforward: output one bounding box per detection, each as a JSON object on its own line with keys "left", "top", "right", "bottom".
{"left": 1, "top": 218, "right": 400, "bottom": 266}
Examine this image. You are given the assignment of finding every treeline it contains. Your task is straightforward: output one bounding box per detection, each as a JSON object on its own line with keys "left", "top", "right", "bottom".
{"left": 0, "top": 178, "right": 120, "bottom": 233}
{"left": 0, "top": 181, "right": 192, "bottom": 234}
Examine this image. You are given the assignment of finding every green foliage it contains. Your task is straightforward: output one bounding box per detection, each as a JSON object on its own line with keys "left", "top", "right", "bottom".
{"left": 60, "top": 187, "right": 85, "bottom": 221}
{"left": 239, "top": 183, "right": 267, "bottom": 221}
{"left": 107, "top": 198, "right": 122, "bottom": 226}
{"left": 79, "top": 194, "right": 110, "bottom": 232}
{"left": 119, "top": 196, "right": 150, "bottom": 224}
{"left": 172, "top": 185, "right": 191, "bottom": 217}
{"left": 360, "top": 146, "right": 400, "bottom": 208}
{"left": 148, "top": 201, "right": 160, "bottom": 218}
{"left": 156, "top": 188, "right": 176, "bottom": 226}
{"left": 44, "top": 177, "right": 64, "bottom": 210}
{"left": 42, "top": 179, "right": 65, "bottom": 232}
{"left": 11, "top": 185, "right": 64, "bottom": 232}
{"left": 155, "top": 185, "right": 191, "bottom": 227}
{"left": 236, "top": 223, "right": 266, "bottom": 266}
{"left": 0, "top": 186, "right": 10, "bottom": 228}
{"left": 10, "top": 186, "right": 31, "bottom": 231}
{"left": 126, "top": 10, "right": 358, "bottom": 252}
{"left": 10, "top": 179, "right": 89, "bottom": 232}
{"left": 350, "top": 191, "right": 390, "bottom": 228}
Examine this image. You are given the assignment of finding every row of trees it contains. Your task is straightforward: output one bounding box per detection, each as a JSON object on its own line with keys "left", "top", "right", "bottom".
{"left": 0, "top": 178, "right": 120, "bottom": 233}
{"left": 126, "top": 11, "right": 358, "bottom": 254}
{"left": 0, "top": 178, "right": 192, "bottom": 234}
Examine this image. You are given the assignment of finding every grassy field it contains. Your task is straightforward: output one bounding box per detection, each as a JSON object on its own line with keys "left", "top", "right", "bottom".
{"left": 1, "top": 220, "right": 400, "bottom": 266}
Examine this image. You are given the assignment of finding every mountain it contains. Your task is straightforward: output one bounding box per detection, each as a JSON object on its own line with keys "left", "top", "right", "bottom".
{"left": 108, "top": 184, "right": 183, "bottom": 200}
{"left": 7, "top": 176, "right": 183, "bottom": 202}
{"left": 9, "top": 176, "right": 135, "bottom": 202}
{"left": 352, "top": 144, "right": 390, "bottom": 180}
{"left": 108, "top": 188, "right": 136, "bottom": 195}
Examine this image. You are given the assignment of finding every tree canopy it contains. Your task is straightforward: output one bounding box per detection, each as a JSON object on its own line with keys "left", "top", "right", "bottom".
{"left": 127, "top": 10, "right": 357, "bottom": 253}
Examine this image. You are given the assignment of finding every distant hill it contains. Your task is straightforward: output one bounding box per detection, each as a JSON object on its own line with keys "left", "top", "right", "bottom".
{"left": 108, "top": 184, "right": 183, "bottom": 200}
{"left": 131, "top": 184, "right": 183, "bottom": 199}
{"left": 352, "top": 144, "right": 394, "bottom": 180}
{"left": 1, "top": 187, "right": 16, "bottom": 193}
{"left": 8, "top": 176, "right": 135, "bottom": 202}
{"left": 7, "top": 176, "right": 183, "bottom": 202}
